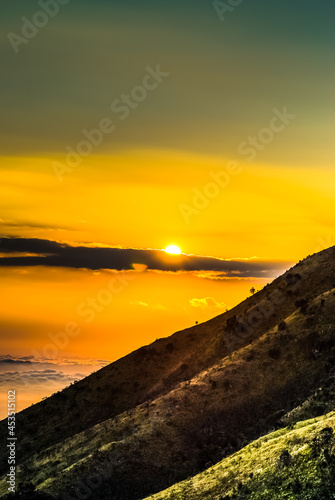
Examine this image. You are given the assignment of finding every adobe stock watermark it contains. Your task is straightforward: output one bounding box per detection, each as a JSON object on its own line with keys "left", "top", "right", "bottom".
{"left": 179, "top": 162, "right": 242, "bottom": 224}
{"left": 7, "top": 390, "right": 16, "bottom": 494}
{"left": 213, "top": 0, "right": 245, "bottom": 22}
{"left": 52, "top": 64, "right": 170, "bottom": 183}
{"left": 237, "top": 107, "right": 297, "bottom": 161}
{"left": 7, "top": 0, "right": 71, "bottom": 54}
{"left": 31, "top": 270, "right": 135, "bottom": 360}
{"left": 179, "top": 106, "right": 296, "bottom": 224}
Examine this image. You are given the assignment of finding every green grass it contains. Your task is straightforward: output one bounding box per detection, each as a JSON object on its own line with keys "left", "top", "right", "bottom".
{"left": 145, "top": 411, "right": 335, "bottom": 500}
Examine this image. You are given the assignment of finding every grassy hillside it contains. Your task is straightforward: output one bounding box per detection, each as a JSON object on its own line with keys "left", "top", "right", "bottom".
{"left": 144, "top": 411, "right": 335, "bottom": 500}
{"left": 1, "top": 246, "right": 335, "bottom": 499}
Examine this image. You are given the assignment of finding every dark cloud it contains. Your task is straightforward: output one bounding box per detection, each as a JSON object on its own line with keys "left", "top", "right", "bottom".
{"left": 0, "top": 237, "right": 291, "bottom": 278}
{"left": 0, "top": 219, "right": 71, "bottom": 231}
{"left": 0, "top": 354, "right": 111, "bottom": 367}
{"left": 0, "top": 355, "right": 35, "bottom": 365}
{"left": 0, "top": 355, "right": 38, "bottom": 366}
{"left": 0, "top": 358, "right": 33, "bottom": 365}
{"left": 0, "top": 369, "right": 85, "bottom": 386}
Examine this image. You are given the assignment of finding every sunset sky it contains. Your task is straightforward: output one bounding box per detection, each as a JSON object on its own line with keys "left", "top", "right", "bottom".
{"left": 0, "top": 0, "right": 334, "bottom": 417}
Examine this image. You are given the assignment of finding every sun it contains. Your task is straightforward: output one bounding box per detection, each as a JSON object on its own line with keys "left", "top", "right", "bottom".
{"left": 164, "top": 244, "right": 182, "bottom": 255}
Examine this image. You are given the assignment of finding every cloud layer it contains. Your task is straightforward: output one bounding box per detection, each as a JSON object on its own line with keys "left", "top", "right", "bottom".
{"left": 0, "top": 354, "right": 110, "bottom": 367}
{"left": 0, "top": 237, "right": 290, "bottom": 278}
{"left": 0, "top": 369, "right": 85, "bottom": 386}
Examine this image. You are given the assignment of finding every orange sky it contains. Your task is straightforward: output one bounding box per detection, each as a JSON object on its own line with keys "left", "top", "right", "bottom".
{"left": 0, "top": 266, "right": 269, "bottom": 358}
{"left": 0, "top": 261, "right": 269, "bottom": 417}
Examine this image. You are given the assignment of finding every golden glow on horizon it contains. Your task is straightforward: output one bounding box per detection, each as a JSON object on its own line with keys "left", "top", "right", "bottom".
{"left": 1, "top": 151, "right": 334, "bottom": 261}
{"left": 164, "top": 245, "right": 182, "bottom": 255}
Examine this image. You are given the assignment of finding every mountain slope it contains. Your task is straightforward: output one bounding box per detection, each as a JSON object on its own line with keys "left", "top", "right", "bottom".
{"left": 34, "top": 286, "right": 335, "bottom": 498}
{"left": 1, "top": 246, "right": 335, "bottom": 499}
{"left": 144, "top": 411, "right": 335, "bottom": 500}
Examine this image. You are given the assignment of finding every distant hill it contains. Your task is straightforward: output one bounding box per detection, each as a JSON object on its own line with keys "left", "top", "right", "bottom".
{"left": 1, "top": 246, "right": 335, "bottom": 499}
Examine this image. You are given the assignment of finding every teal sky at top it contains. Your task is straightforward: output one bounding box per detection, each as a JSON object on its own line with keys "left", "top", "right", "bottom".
{"left": 1, "top": 0, "right": 334, "bottom": 167}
